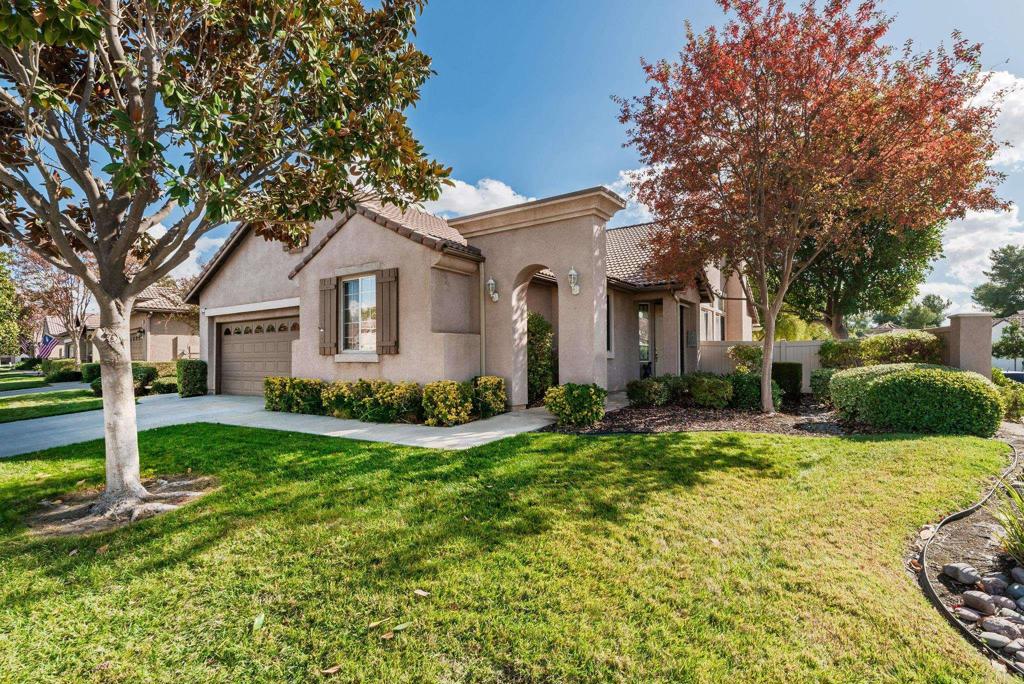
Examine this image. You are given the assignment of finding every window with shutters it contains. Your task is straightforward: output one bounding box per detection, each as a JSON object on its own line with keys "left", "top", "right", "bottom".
{"left": 340, "top": 275, "right": 377, "bottom": 351}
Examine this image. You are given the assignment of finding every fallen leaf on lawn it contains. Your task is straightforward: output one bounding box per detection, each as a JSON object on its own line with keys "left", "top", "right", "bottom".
{"left": 380, "top": 631, "right": 395, "bottom": 640}
{"left": 393, "top": 622, "right": 412, "bottom": 632}
{"left": 76, "top": 479, "right": 86, "bottom": 486}
{"left": 321, "top": 665, "right": 342, "bottom": 675}
{"left": 252, "top": 612, "right": 265, "bottom": 632}
{"left": 909, "top": 559, "right": 922, "bottom": 572}
{"left": 94, "top": 661, "right": 112, "bottom": 671}
{"left": 709, "top": 538, "right": 721, "bottom": 547}
{"left": 368, "top": 619, "right": 387, "bottom": 629}
{"left": 413, "top": 589, "right": 430, "bottom": 597}
{"left": 68, "top": 548, "right": 78, "bottom": 556}
{"left": 187, "top": 467, "right": 192, "bottom": 474}
{"left": 96, "top": 545, "right": 109, "bottom": 555}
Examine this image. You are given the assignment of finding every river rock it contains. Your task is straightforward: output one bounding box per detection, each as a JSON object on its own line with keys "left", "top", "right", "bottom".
{"left": 956, "top": 606, "right": 983, "bottom": 622}
{"left": 984, "top": 575, "right": 1011, "bottom": 595}
{"left": 1016, "top": 650, "right": 1024, "bottom": 663}
{"left": 1008, "top": 584, "right": 1024, "bottom": 600}
{"left": 980, "top": 616, "right": 1022, "bottom": 640}
{"left": 999, "top": 608, "right": 1024, "bottom": 624}
{"left": 981, "top": 632, "right": 1013, "bottom": 649}
{"left": 995, "top": 596, "right": 1019, "bottom": 611}
{"left": 1005, "top": 639, "right": 1024, "bottom": 655}
{"left": 1012, "top": 567, "right": 1024, "bottom": 584}
{"left": 964, "top": 591, "right": 998, "bottom": 615}
{"left": 944, "top": 563, "right": 983, "bottom": 584}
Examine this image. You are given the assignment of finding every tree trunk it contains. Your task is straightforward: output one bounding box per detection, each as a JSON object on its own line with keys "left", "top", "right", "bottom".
{"left": 70, "top": 332, "right": 80, "bottom": 364}
{"left": 92, "top": 298, "right": 148, "bottom": 515}
{"left": 828, "top": 316, "right": 849, "bottom": 340}
{"left": 760, "top": 313, "right": 777, "bottom": 413}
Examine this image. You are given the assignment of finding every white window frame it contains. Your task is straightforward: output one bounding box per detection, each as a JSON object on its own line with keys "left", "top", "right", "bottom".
{"left": 340, "top": 274, "right": 377, "bottom": 353}
{"left": 606, "top": 292, "right": 615, "bottom": 358}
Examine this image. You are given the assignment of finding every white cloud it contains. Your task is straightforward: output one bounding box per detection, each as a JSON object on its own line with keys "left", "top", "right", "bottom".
{"left": 171, "top": 235, "right": 226, "bottom": 279}
{"left": 606, "top": 168, "right": 653, "bottom": 227}
{"left": 422, "top": 178, "right": 533, "bottom": 218}
{"left": 978, "top": 70, "right": 1024, "bottom": 168}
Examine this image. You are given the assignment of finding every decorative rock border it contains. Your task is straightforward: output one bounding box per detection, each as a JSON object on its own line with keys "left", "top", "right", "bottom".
{"left": 918, "top": 435, "right": 1023, "bottom": 675}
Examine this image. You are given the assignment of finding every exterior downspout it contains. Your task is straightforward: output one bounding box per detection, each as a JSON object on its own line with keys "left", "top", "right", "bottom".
{"left": 478, "top": 266, "right": 487, "bottom": 376}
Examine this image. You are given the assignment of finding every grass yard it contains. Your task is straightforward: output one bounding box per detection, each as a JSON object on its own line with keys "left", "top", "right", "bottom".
{"left": 0, "top": 389, "right": 103, "bottom": 423}
{"left": 0, "top": 371, "right": 48, "bottom": 392}
{"left": 0, "top": 426, "right": 1012, "bottom": 683}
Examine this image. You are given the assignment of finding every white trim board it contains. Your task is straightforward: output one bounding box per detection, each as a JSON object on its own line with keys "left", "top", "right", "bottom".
{"left": 202, "top": 298, "right": 300, "bottom": 318}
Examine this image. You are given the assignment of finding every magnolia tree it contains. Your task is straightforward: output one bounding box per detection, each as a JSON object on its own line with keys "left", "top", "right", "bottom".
{"left": 12, "top": 244, "right": 92, "bottom": 361}
{"left": 0, "top": 0, "right": 449, "bottom": 516}
{"left": 618, "top": 0, "right": 1005, "bottom": 411}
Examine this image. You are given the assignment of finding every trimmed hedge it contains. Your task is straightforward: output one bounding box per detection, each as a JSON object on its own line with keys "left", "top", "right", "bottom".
{"left": 289, "top": 378, "right": 327, "bottom": 415}
{"left": 862, "top": 368, "right": 1003, "bottom": 437}
{"left": 352, "top": 379, "right": 422, "bottom": 423}
{"left": 860, "top": 330, "right": 943, "bottom": 365}
{"left": 728, "top": 372, "right": 782, "bottom": 411}
{"left": 15, "top": 357, "right": 41, "bottom": 370}
{"left": 543, "top": 383, "right": 606, "bottom": 427}
{"left": 264, "top": 377, "right": 292, "bottom": 412}
{"left": 176, "top": 359, "right": 208, "bottom": 397}
{"left": 150, "top": 378, "right": 179, "bottom": 394}
{"left": 81, "top": 362, "right": 101, "bottom": 383}
{"left": 626, "top": 377, "right": 669, "bottom": 407}
{"left": 657, "top": 374, "right": 690, "bottom": 404}
{"left": 771, "top": 362, "right": 803, "bottom": 401}
{"left": 90, "top": 377, "right": 103, "bottom": 397}
{"left": 690, "top": 374, "right": 733, "bottom": 409}
{"left": 43, "top": 359, "right": 81, "bottom": 383}
{"left": 423, "top": 380, "right": 474, "bottom": 427}
{"left": 474, "top": 375, "right": 508, "bottom": 419}
{"left": 1000, "top": 382, "right": 1024, "bottom": 423}
{"left": 818, "top": 339, "right": 861, "bottom": 369}
{"left": 829, "top": 363, "right": 943, "bottom": 421}
{"left": 810, "top": 368, "right": 837, "bottom": 403}
{"left": 132, "top": 363, "right": 159, "bottom": 393}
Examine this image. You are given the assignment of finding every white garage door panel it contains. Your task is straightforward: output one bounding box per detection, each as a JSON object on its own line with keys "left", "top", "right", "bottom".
{"left": 218, "top": 317, "right": 299, "bottom": 395}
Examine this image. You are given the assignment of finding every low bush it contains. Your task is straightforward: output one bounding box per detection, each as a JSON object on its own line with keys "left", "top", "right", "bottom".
{"left": 626, "top": 378, "right": 669, "bottom": 407}
{"left": 818, "top": 339, "right": 861, "bottom": 369}
{"left": 88, "top": 368, "right": 162, "bottom": 397}
{"left": 289, "top": 378, "right": 327, "bottom": 415}
{"left": 151, "top": 361, "right": 177, "bottom": 378}
{"left": 993, "top": 368, "right": 1012, "bottom": 387}
{"left": 80, "top": 362, "right": 101, "bottom": 384}
{"left": 728, "top": 372, "right": 782, "bottom": 411}
{"left": 473, "top": 375, "right": 507, "bottom": 419}
{"left": 90, "top": 377, "right": 102, "bottom": 397}
{"left": 131, "top": 363, "right": 158, "bottom": 394}
{"left": 727, "top": 345, "right": 763, "bottom": 373}
{"left": 543, "top": 383, "right": 606, "bottom": 427}
{"left": 862, "top": 368, "right": 1003, "bottom": 437}
{"left": 264, "top": 377, "right": 293, "bottom": 412}
{"left": 176, "top": 359, "right": 208, "bottom": 398}
{"left": 657, "top": 374, "right": 690, "bottom": 404}
{"left": 689, "top": 374, "right": 733, "bottom": 409}
{"left": 14, "top": 357, "right": 40, "bottom": 370}
{"left": 810, "top": 368, "right": 837, "bottom": 403}
{"left": 44, "top": 359, "right": 81, "bottom": 383}
{"left": 860, "top": 330, "right": 943, "bottom": 365}
{"left": 771, "top": 362, "right": 803, "bottom": 401}
{"left": 1000, "top": 382, "right": 1024, "bottom": 423}
{"left": 150, "top": 378, "right": 179, "bottom": 395}
{"left": 423, "top": 380, "right": 474, "bottom": 427}
{"left": 829, "top": 363, "right": 943, "bottom": 422}
{"left": 354, "top": 380, "right": 422, "bottom": 423}
{"left": 322, "top": 381, "right": 356, "bottom": 419}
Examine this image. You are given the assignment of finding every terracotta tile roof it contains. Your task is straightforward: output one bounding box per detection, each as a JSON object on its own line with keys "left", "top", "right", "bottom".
{"left": 135, "top": 284, "right": 191, "bottom": 313}
{"left": 606, "top": 222, "right": 678, "bottom": 288}
{"left": 997, "top": 311, "right": 1024, "bottom": 327}
{"left": 362, "top": 200, "right": 468, "bottom": 246}
{"left": 44, "top": 316, "right": 66, "bottom": 337}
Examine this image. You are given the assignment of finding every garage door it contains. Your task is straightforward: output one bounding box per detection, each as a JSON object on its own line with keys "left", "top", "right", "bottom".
{"left": 218, "top": 317, "right": 299, "bottom": 395}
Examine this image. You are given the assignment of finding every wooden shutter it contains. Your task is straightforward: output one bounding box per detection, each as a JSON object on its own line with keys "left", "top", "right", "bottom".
{"left": 319, "top": 277, "right": 338, "bottom": 355}
{"left": 375, "top": 268, "right": 399, "bottom": 355}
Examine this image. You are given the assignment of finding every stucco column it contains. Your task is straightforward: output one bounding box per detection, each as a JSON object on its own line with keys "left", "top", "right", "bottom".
{"left": 554, "top": 224, "right": 608, "bottom": 390}
{"left": 948, "top": 313, "right": 994, "bottom": 379}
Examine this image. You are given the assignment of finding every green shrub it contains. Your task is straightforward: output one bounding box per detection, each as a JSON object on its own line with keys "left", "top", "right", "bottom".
{"left": 727, "top": 345, "right": 763, "bottom": 373}
{"left": 626, "top": 378, "right": 669, "bottom": 407}
{"left": 151, "top": 361, "right": 177, "bottom": 378}
{"left": 829, "top": 363, "right": 944, "bottom": 422}
{"left": 993, "top": 368, "right": 1011, "bottom": 387}
{"left": 423, "top": 380, "right": 474, "bottom": 426}
{"left": 771, "top": 362, "right": 803, "bottom": 401}
{"left": 150, "top": 378, "right": 178, "bottom": 394}
{"left": 543, "top": 383, "right": 607, "bottom": 428}
{"left": 14, "top": 357, "right": 40, "bottom": 370}
{"left": 690, "top": 374, "right": 733, "bottom": 409}
{"left": 322, "top": 381, "right": 358, "bottom": 419}
{"left": 90, "top": 377, "right": 103, "bottom": 397}
{"left": 862, "top": 368, "right": 1003, "bottom": 437}
{"left": 264, "top": 377, "right": 293, "bottom": 412}
{"left": 473, "top": 375, "right": 507, "bottom": 419}
{"left": 860, "top": 330, "right": 943, "bottom": 365}
{"left": 657, "top": 374, "right": 690, "bottom": 404}
{"left": 728, "top": 372, "right": 782, "bottom": 411}
{"left": 818, "top": 339, "right": 861, "bottom": 369}
{"left": 527, "top": 311, "right": 555, "bottom": 404}
{"left": 176, "top": 359, "right": 208, "bottom": 397}
{"left": 996, "top": 483, "right": 1024, "bottom": 566}
{"left": 350, "top": 380, "right": 422, "bottom": 423}
{"left": 289, "top": 378, "right": 327, "bottom": 415}
{"left": 43, "top": 358, "right": 81, "bottom": 383}
{"left": 80, "top": 362, "right": 101, "bottom": 383}
{"left": 1000, "top": 382, "right": 1024, "bottom": 423}
{"left": 810, "top": 368, "right": 837, "bottom": 403}
{"left": 131, "top": 363, "right": 158, "bottom": 394}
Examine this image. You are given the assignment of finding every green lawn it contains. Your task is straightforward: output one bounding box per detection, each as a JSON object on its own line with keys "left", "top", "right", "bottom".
{"left": 0, "top": 371, "right": 48, "bottom": 392}
{"left": 0, "top": 426, "right": 1012, "bottom": 683}
{"left": 0, "top": 389, "right": 102, "bottom": 423}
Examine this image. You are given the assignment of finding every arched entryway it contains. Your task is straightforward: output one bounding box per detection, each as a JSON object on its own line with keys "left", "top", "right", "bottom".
{"left": 513, "top": 265, "right": 560, "bottom": 406}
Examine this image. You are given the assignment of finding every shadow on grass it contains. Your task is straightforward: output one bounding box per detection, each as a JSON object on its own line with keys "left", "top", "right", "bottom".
{"left": 0, "top": 424, "right": 952, "bottom": 613}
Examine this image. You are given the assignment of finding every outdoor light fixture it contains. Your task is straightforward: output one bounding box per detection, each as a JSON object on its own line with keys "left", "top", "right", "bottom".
{"left": 568, "top": 267, "right": 581, "bottom": 295}
{"left": 486, "top": 277, "right": 499, "bottom": 302}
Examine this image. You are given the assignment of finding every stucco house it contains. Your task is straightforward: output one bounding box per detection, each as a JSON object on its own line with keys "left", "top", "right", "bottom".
{"left": 185, "top": 187, "right": 755, "bottom": 406}
{"left": 993, "top": 310, "right": 1024, "bottom": 371}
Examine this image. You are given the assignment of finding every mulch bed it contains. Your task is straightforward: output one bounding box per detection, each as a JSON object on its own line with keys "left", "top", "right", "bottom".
{"left": 543, "top": 396, "right": 851, "bottom": 436}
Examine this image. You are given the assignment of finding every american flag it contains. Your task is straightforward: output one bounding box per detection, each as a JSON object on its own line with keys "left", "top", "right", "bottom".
{"left": 37, "top": 334, "right": 58, "bottom": 359}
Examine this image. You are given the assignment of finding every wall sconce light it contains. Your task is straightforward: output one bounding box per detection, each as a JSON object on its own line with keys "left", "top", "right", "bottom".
{"left": 486, "top": 277, "right": 499, "bottom": 302}
{"left": 568, "top": 268, "right": 580, "bottom": 295}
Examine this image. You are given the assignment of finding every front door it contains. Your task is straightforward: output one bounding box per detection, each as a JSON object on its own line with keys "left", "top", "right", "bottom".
{"left": 638, "top": 303, "right": 654, "bottom": 378}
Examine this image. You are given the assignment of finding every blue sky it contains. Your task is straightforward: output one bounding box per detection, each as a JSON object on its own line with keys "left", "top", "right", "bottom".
{"left": 199, "top": 1, "right": 1024, "bottom": 315}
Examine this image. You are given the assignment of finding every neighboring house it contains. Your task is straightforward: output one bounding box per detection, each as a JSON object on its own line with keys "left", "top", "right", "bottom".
{"left": 993, "top": 310, "right": 1024, "bottom": 371}
{"left": 34, "top": 284, "right": 199, "bottom": 363}
{"left": 185, "top": 187, "right": 755, "bottom": 405}
{"left": 864, "top": 321, "right": 910, "bottom": 336}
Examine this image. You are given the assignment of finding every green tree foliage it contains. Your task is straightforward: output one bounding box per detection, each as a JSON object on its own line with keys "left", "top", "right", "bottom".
{"left": 973, "top": 245, "right": 1024, "bottom": 317}
{"left": 994, "top": 322, "right": 1024, "bottom": 366}
{"left": 527, "top": 312, "right": 555, "bottom": 404}
{"left": 0, "top": 252, "right": 19, "bottom": 355}
{"left": 875, "top": 294, "right": 950, "bottom": 329}
{"left": 784, "top": 221, "right": 944, "bottom": 338}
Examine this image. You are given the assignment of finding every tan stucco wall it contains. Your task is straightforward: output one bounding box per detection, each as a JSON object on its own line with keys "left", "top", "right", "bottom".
{"left": 430, "top": 269, "right": 480, "bottom": 334}
{"left": 724, "top": 272, "right": 754, "bottom": 341}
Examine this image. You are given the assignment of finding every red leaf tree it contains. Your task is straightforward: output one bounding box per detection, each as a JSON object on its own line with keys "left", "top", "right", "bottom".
{"left": 618, "top": 0, "right": 1006, "bottom": 411}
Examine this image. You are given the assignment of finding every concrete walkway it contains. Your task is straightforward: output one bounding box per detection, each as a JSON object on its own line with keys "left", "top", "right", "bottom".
{"left": 0, "top": 393, "right": 557, "bottom": 458}
{"left": 0, "top": 381, "right": 91, "bottom": 398}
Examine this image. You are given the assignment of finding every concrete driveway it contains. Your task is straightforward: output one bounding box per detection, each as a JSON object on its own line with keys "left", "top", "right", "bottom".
{"left": 0, "top": 393, "right": 556, "bottom": 458}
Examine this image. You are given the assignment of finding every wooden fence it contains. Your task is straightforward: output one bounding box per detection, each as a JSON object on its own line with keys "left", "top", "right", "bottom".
{"left": 697, "top": 340, "right": 825, "bottom": 392}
